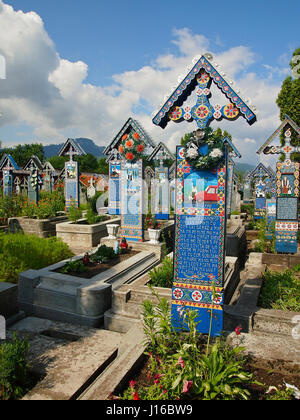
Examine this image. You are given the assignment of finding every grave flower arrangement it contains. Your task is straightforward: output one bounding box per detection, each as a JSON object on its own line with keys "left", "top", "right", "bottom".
{"left": 144, "top": 213, "right": 161, "bottom": 230}
{"left": 183, "top": 128, "right": 224, "bottom": 170}
{"left": 118, "top": 131, "right": 145, "bottom": 162}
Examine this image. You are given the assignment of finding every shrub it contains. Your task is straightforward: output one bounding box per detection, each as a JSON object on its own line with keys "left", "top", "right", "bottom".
{"left": 0, "top": 233, "right": 73, "bottom": 283}
{"left": 241, "top": 203, "right": 254, "bottom": 216}
{"left": 149, "top": 256, "right": 173, "bottom": 288}
{"left": 0, "top": 334, "right": 31, "bottom": 400}
{"left": 85, "top": 207, "right": 107, "bottom": 225}
{"left": 259, "top": 269, "right": 300, "bottom": 312}
{"left": 88, "top": 191, "right": 104, "bottom": 214}
{"left": 0, "top": 194, "right": 26, "bottom": 223}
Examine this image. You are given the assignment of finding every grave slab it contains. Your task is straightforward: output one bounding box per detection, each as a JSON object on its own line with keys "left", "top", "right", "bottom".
{"left": 8, "top": 317, "right": 122, "bottom": 400}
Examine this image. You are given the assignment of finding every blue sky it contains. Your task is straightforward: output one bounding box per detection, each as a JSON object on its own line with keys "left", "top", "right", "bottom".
{"left": 0, "top": 0, "right": 299, "bottom": 165}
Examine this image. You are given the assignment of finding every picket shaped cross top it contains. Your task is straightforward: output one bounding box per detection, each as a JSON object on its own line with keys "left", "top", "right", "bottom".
{"left": 152, "top": 53, "right": 257, "bottom": 337}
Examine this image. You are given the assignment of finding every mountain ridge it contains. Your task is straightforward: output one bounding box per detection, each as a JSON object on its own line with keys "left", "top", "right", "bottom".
{"left": 43, "top": 138, "right": 106, "bottom": 158}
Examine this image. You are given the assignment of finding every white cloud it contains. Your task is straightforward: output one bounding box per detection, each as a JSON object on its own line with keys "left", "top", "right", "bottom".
{"left": 0, "top": 1, "right": 287, "bottom": 168}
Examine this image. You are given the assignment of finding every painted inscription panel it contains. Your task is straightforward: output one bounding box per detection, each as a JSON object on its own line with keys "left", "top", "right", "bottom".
{"left": 171, "top": 146, "right": 226, "bottom": 337}
{"left": 120, "top": 159, "right": 144, "bottom": 242}
{"left": 109, "top": 161, "right": 121, "bottom": 215}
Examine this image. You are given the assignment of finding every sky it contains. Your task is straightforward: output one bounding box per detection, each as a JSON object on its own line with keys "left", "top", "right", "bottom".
{"left": 0, "top": 0, "right": 299, "bottom": 166}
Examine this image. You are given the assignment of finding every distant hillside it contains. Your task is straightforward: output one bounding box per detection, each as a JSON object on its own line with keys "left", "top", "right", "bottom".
{"left": 235, "top": 162, "right": 255, "bottom": 175}
{"left": 43, "top": 138, "right": 106, "bottom": 158}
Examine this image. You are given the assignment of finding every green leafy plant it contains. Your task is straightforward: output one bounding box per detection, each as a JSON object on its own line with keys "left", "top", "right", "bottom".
{"left": 148, "top": 256, "right": 173, "bottom": 288}
{"left": 67, "top": 202, "right": 82, "bottom": 224}
{"left": 61, "top": 259, "right": 85, "bottom": 274}
{"left": 85, "top": 207, "right": 107, "bottom": 225}
{"left": 265, "top": 387, "right": 294, "bottom": 400}
{"left": 119, "top": 287, "right": 257, "bottom": 401}
{"left": 90, "top": 244, "right": 117, "bottom": 264}
{"left": 0, "top": 334, "right": 31, "bottom": 400}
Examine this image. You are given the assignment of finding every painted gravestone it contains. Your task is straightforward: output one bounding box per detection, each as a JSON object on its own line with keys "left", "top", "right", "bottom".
{"left": 226, "top": 147, "right": 241, "bottom": 215}
{"left": 42, "top": 162, "right": 55, "bottom": 193}
{"left": 248, "top": 163, "right": 275, "bottom": 220}
{"left": 258, "top": 116, "right": 300, "bottom": 254}
{"left": 148, "top": 142, "right": 175, "bottom": 220}
{"left": 58, "top": 139, "right": 86, "bottom": 210}
{"left": 172, "top": 143, "right": 227, "bottom": 336}
{"left": 243, "top": 174, "right": 252, "bottom": 203}
{"left": 105, "top": 118, "right": 155, "bottom": 240}
{"left": 28, "top": 168, "right": 39, "bottom": 204}
{"left": 152, "top": 53, "right": 257, "bottom": 336}
{"left": 266, "top": 199, "right": 276, "bottom": 240}
{"left": 0, "top": 154, "right": 19, "bottom": 196}
{"left": 120, "top": 159, "right": 144, "bottom": 242}
{"left": 108, "top": 151, "right": 121, "bottom": 215}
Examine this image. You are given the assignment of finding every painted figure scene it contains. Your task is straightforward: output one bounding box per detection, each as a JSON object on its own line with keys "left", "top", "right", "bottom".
{"left": 0, "top": 0, "right": 299, "bottom": 405}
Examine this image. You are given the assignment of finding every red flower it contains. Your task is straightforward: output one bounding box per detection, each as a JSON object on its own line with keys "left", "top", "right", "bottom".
{"left": 129, "top": 380, "right": 136, "bottom": 389}
{"left": 136, "top": 143, "right": 144, "bottom": 153}
{"left": 133, "top": 132, "right": 140, "bottom": 140}
{"left": 119, "top": 145, "right": 124, "bottom": 154}
{"left": 235, "top": 326, "right": 242, "bottom": 336}
{"left": 132, "top": 392, "right": 139, "bottom": 400}
{"left": 125, "top": 139, "right": 134, "bottom": 149}
{"left": 122, "top": 134, "right": 128, "bottom": 141}
{"left": 126, "top": 152, "right": 134, "bottom": 161}
{"left": 182, "top": 380, "right": 193, "bottom": 393}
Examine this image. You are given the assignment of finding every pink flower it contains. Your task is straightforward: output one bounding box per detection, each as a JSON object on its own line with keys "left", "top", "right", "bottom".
{"left": 235, "top": 326, "right": 242, "bottom": 336}
{"left": 176, "top": 356, "right": 185, "bottom": 369}
{"left": 182, "top": 380, "right": 193, "bottom": 393}
{"left": 129, "top": 380, "right": 136, "bottom": 389}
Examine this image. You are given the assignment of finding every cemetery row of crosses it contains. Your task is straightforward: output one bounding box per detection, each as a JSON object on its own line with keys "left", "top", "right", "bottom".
{"left": 0, "top": 52, "right": 299, "bottom": 401}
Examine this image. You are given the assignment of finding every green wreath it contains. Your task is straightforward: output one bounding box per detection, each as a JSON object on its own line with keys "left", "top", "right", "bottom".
{"left": 184, "top": 130, "right": 225, "bottom": 170}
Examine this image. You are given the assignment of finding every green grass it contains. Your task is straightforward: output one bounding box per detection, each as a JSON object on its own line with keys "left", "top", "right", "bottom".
{"left": 0, "top": 233, "right": 73, "bottom": 284}
{"left": 258, "top": 269, "right": 300, "bottom": 312}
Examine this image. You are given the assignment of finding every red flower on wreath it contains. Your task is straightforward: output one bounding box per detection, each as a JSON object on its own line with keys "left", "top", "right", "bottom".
{"left": 133, "top": 132, "right": 140, "bottom": 140}
{"left": 122, "top": 134, "right": 128, "bottom": 141}
{"left": 136, "top": 144, "right": 144, "bottom": 153}
{"left": 118, "top": 145, "right": 124, "bottom": 154}
{"left": 125, "top": 139, "right": 134, "bottom": 149}
{"left": 126, "top": 152, "right": 134, "bottom": 161}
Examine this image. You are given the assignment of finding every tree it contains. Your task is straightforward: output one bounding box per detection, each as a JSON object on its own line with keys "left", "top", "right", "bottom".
{"left": 48, "top": 155, "right": 68, "bottom": 170}
{"left": 97, "top": 157, "right": 109, "bottom": 175}
{"left": 276, "top": 47, "right": 300, "bottom": 157}
{"left": 75, "top": 153, "right": 99, "bottom": 173}
{"left": 0, "top": 143, "right": 45, "bottom": 168}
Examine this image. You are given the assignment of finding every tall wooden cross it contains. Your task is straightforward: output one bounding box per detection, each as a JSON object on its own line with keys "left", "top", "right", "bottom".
{"left": 152, "top": 53, "right": 257, "bottom": 336}
{"left": 262, "top": 127, "right": 300, "bottom": 253}
{"left": 58, "top": 139, "right": 86, "bottom": 210}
